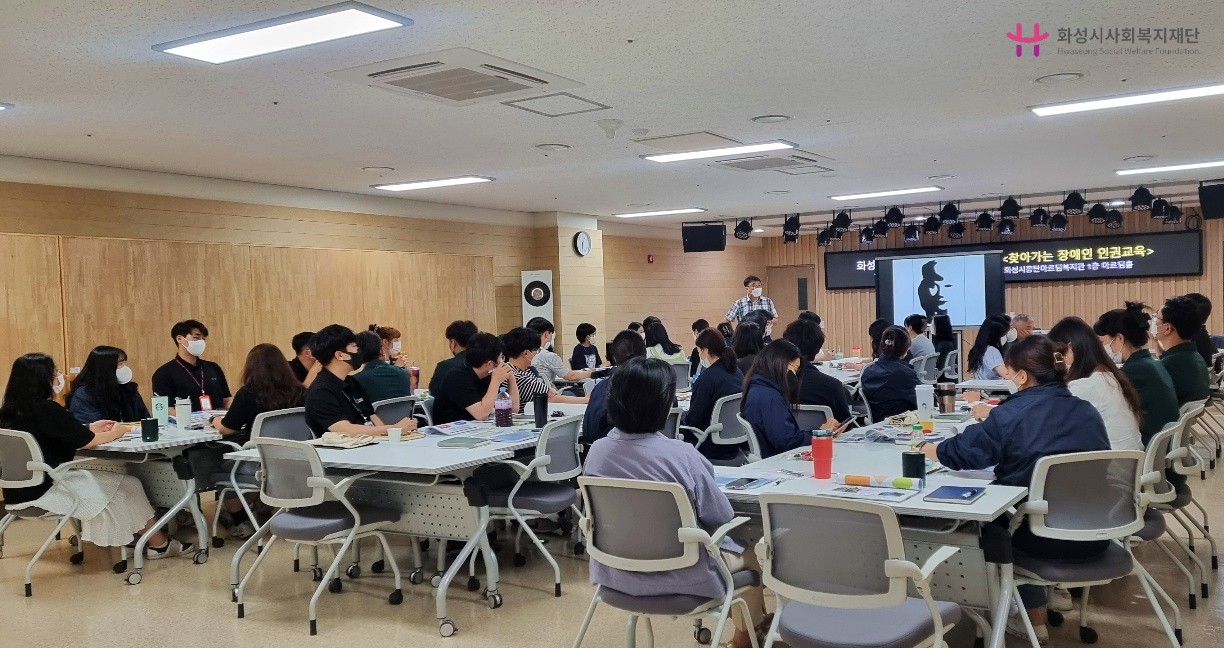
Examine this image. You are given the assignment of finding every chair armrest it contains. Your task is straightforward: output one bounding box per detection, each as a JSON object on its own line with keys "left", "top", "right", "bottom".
{"left": 1166, "top": 447, "right": 1190, "bottom": 461}
{"left": 212, "top": 440, "right": 244, "bottom": 452}
{"left": 1139, "top": 470, "right": 1161, "bottom": 487}
{"left": 499, "top": 456, "right": 551, "bottom": 477}
{"left": 678, "top": 425, "right": 703, "bottom": 441}
{"left": 1007, "top": 500, "right": 1048, "bottom": 533}
{"left": 678, "top": 516, "right": 748, "bottom": 549}
{"left": 916, "top": 545, "right": 959, "bottom": 580}
{"left": 36, "top": 458, "right": 95, "bottom": 480}
{"left": 308, "top": 471, "right": 376, "bottom": 495}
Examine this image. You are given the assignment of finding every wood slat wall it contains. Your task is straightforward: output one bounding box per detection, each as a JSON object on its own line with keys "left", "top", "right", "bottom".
{"left": 763, "top": 211, "right": 1222, "bottom": 356}
{"left": 0, "top": 234, "right": 66, "bottom": 388}
{"left": 604, "top": 236, "right": 766, "bottom": 338}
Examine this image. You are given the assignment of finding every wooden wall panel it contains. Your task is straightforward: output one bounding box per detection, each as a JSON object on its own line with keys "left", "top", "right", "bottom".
{"left": 60, "top": 238, "right": 256, "bottom": 394}
{"left": 763, "top": 213, "right": 1223, "bottom": 357}
{"left": 553, "top": 227, "right": 607, "bottom": 357}
{"left": 604, "top": 236, "right": 766, "bottom": 338}
{"left": 0, "top": 234, "right": 66, "bottom": 388}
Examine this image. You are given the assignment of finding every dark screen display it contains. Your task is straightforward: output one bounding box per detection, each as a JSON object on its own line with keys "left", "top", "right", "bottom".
{"left": 824, "top": 230, "right": 1203, "bottom": 289}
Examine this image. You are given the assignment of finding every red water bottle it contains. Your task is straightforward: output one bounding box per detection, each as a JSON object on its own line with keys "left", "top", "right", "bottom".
{"left": 811, "top": 430, "right": 833, "bottom": 479}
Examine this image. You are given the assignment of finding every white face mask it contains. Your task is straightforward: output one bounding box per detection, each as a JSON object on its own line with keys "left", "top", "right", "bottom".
{"left": 699, "top": 357, "right": 712, "bottom": 369}
{"left": 750, "top": 287, "right": 763, "bottom": 298}
{"left": 184, "top": 339, "right": 206, "bottom": 357}
{"left": 53, "top": 373, "right": 65, "bottom": 394}
{"left": 115, "top": 365, "right": 133, "bottom": 384}
{"left": 390, "top": 340, "right": 402, "bottom": 355}
{"left": 1005, "top": 329, "right": 1018, "bottom": 343}
{"left": 1149, "top": 318, "right": 1161, "bottom": 341}
{"left": 999, "top": 336, "right": 1009, "bottom": 347}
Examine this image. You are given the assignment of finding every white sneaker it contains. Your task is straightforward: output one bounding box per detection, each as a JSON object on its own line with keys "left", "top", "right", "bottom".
{"left": 230, "top": 521, "right": 254, "bottom": 540}
{"left": 146, "top": 539, "right": 193, "bottom": 560}
{"left": 1050, "top": 586, "right": 1074, "bottom": 612}
{"left": 1006, "top": 615, "right": 1049, "bottom": 645}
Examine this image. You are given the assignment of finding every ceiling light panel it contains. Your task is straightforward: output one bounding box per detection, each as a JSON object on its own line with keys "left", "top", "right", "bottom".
{"left": 830, "top": 186, "right": 942, "bottom": 201}
{"left": 154, "top": 2, "right": 411, "bottom": 64}
{"left": 372, "top": 175, "right": 493, "bottom": 191}
{"left": 643, "top": 141, "right": 795, "bottom": 163}
{"left": 613, "top": 208, "right": 706, "bottom": 218}
{"left": 1031, "top": 82, "right": 1224, "bottom": 116}
{"left": 1116, "top": 159, "right": 1224, "bottom": 175}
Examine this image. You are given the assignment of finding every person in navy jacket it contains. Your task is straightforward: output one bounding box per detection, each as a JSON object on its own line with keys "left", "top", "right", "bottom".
{"left": 581, "top": 330, "right": 646, "bottom": 444}
{"left": 682, "top": 328, "right": 745, "bottom": 462}
{"left": 860, "top": 326, "right": 921, "bottom": 419}
{"left": 782, "top": 319, "right": 851, "bottom": 423}
{"left": 741, "top": 340, "right": 805, "bottom": 458}
{"left": 917, "top": 335, "right": 1110, "bottom": 639}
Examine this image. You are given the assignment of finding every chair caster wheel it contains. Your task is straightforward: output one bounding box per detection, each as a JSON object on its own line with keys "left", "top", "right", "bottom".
{"left": 487, "top": 592, "right": 502, "bottom": 609}
{"left": 1190, "top": 593, "right": 1197, "bottom": 609}
{"left": 1203, "top": 583, "right": 1210, "bottom": 599}
{"left": 126, "top": 571, "right": 142, "bottom": 585}
{"left": 409, "top": 569, "right": 424, "bottom": 585}
{"left": 1213, "top": 556, "right": 1219, "bottom": 570}
{"left": 293, "top": 559, "right": 300, "bottom": 572}
{"left": 466, "top": 576, "right": 480, "bottom": 592}
{"left": 513, "top": 553, "right": 527, "bottom": 567}
{"left": 695, "top": 626, "right": 713, "bottom": 643}
{"left": 193, "top": 550, "right": 209, "bottom": 565}
{"left": 346, "top": 564, "right": 361, "bottom": 579}
{"left": 311, "top": 567, "right": 323, "bottom": 582}
{"left": 113, "top": 560, "right": 128, "bottom": 574}
{"left": 328, "top": 578, "right": 342, "bottom": 593}
{"left": 1080, "top": 626, "right": 1098, "bottom": 644}
{"left": 212, "top": 536, "right": 225, "bottom": 548}
{"left": 574, "top": 542, "right": 585, "bottom": 556}
{"left": 388, "top": 588, "right": 403, "bottom": 605}
{"left": 972, "top": 638, "right": 984, "bottom": 648}
{"left": 1047, "top": 610, "right": 1064, "bottom": 627}
{"left": 371, "top": 559, "right": 385, "bottom": 574}
{"left": 69, "top": 552, "right": 84, "bottom": 565}
{"left": 68, "top": 534, "right": 80, "bottom": 547}
{"left": 430, "top": 574, "right": 443, "bottom": 588}
{"left": 439, "top": 619, "right": 457, "bottom": 637}
{"left": 1176, "top": 628, "right": 1183, "bottom": 645}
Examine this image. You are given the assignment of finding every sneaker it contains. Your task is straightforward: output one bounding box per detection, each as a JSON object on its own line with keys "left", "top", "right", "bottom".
{"left": 230, "top": 521, "right": 255, "bottom": 540}
{"left": 146, "top": 539, "right": 194, "bottom": 560}
{"left": 1005, "top": 615, "right": 1049, "bottom": 645}
{"left": 1050, "top": 586, "right": 1074, "bottom": 612}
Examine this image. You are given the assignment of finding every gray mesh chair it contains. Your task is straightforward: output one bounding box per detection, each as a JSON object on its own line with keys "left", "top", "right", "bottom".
{"left": 849, "top": 381, "right": 875, "bottom": 424}
{"left": 663, "top": 407, "right": 683, "bottom": 440}
{"left": 1164, "top": 403, "right": 1218, "bottom": 572}
{"left": 791, "top": 405, "right": 835, "bottom": 433}
{"left": 1009, "top": 451, "right": 1179, "bottom": 647}
{"left": 231, "top": 437, "right": 403, "bottom": 635}
{"left": 909, "top": 353, "right": 939, "bottom": 385}
{"left": 1147, "top": 419, "right": 1212, "bottom": 605}
{"left": 755, "top": 494, "right": 961, "bottom": 648}
{"left": 1177, "top": 400, "right": 1212, "bottom": 478}
{"left": 938, "top": 350, "right": 961, "bottom": 381}
{"left": 0, "top": 428, "right": 111, "bottom": 597}
{"left": 735, "top": 414, "right": 764, "bottom": 463}
{"left": 1134, "top": 423, "right": 1198, "bottom": 619}
{"left": 572, "top": 476, "right": 759, "bottom": 648}
{"left": 671, "top": 363, "right": 692, "bottom": 391}
{"left": 483, "top": 415, "right": 583, "bottom": 597}
{"left": 679, "top": 394, "right": 749, "bottom": 467}
{"left": 419, "top": 396, "right": 436, "bottom": 427}
{"left": 372, "top": 395, "right": 418, "bottom": 426}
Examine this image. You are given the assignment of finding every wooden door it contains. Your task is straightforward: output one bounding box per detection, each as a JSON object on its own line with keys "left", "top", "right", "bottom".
{"left": 766, "top": 265, "right": 816, "bottom": 325}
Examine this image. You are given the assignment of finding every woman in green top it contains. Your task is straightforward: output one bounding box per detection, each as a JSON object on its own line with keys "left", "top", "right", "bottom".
{"left": 1094, "top": 302, "right": 1179, "bottom": 446}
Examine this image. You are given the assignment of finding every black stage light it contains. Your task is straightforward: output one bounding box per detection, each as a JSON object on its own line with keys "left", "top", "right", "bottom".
{"left": 1163, "top": 205, "right": 1183, "bottom": 225}
{"left": 1000, "top": 196, "right": 1021, "bottom": 218}
{"left": 1104, "top": 209, "right": 1124, "bottom": 229}
{"left": 1129, "top": 186, "right": 1154, "bottom": 211}
{"left": 947, "top": 221, "right": 966, "bottom": 239}
{"left": 1049, "top": 212, "right": 1068, "bottom": 232}
{"left": 1150, "top": 197, "right": 1169, "bottom": 218}
{"left": 1062, "top": 191, "right": 1087, "bottom": 215}
{"left": 903, "top": 224, "right": 921, "bottom": 242}
{"left": 1087, "top": 203, "right": 1108, "bottom": 224}
{"left": 923, "top": 215, "right": 941, "bottom": 234}
{"left": 782, "top": 214, "right": 801, "bottom": 243}
{"left": 974, "top": 211, "right": 994, "bottom": 231}
{"left": 998, "top": 218, "right": 1016, "bottom": 235}
{"left": 860, "top": 226, "right": 875, "bottom": 244}
{"left": 885, "top": 207, "right": 905, "bottom": 228}
{"left": 873, "top": 219, "right": 889, "bottom": 236}
{"left": 832, "top": 210, "right": 852, "bottom": 232}
{"left": 734, "top": 219, "right": 753, "bottom": 240}
{"left": 938, "top": 202, "right": 961, "bottom": 225}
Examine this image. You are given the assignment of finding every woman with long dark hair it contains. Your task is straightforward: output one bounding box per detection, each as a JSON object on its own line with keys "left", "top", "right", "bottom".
{"left": 1, "top": 353, "right": 191, "bottom": 556}
{"left": 644, "top": 321, "right": 687, "bottom": 363}
{"left": 741, "top": 340, "right": 805, "bottom": 458}
{"left": 860, "top": 326, "right": 921, "bottom": 419}
{"left": 67, "top": 346, "right": 150, "bottom": 424}
{"left": 1048, "top": 317, "right": 1143, "bottom": 451}
{"left": 733, "top": 321, "right": 765, "bottom": 374}
{"left": 968, "top": 317, "right": 1011, "bottom": 379}
{"left": 1094, "top": 302, "right": 1179, "bottom": 446}
{"left": 682, "top": 328, "right": 744, "bottom": 462}
{"left": 931, "top": 314, "right": 958, "bottom": 372}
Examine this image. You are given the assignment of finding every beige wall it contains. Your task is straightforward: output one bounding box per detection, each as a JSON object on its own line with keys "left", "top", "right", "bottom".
{"left": 763, "top": 210, "right": 1222, "bottom": 356}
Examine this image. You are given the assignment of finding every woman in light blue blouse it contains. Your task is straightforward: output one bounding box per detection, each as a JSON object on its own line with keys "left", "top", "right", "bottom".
{"left": 968, "top": 318, "right": 1011, "bottom": 380}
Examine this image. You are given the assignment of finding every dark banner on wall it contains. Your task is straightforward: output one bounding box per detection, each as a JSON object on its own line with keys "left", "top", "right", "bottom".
{"left": 824, "top": 229, "right": 1203, "bottom": 289}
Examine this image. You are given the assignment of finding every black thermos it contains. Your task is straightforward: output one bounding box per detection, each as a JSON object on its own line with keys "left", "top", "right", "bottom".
{"left": 533, "top": 394, "right": 548, "bottom": 427}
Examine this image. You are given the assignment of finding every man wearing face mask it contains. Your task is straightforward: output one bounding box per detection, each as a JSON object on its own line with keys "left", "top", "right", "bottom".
{"left": 151, "top": 319, "right": 232, "bottom": 411}
{"left": 723, "top": 275, "right": 779, "bottom": 331}
{"left": 1153, "top": 296, "right": 1211, "bottom": 405}
{"left": 303, "top": 324, "right": 417, "bottom": 437}
{"left": 525, "top": 317, "right": 600, "bottom": 387}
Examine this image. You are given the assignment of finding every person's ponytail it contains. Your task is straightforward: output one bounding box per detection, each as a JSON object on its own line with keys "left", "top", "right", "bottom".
{"left": 696, "top": 328, "right": 738, "bottom": 373}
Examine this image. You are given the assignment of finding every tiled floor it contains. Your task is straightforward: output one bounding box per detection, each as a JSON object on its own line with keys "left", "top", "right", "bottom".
{"left": 2, "top": 472, "right": 1223, "bottom": 648}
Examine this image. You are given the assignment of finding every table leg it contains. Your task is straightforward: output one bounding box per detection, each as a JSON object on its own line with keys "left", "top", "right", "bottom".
{"left": 478, "top": 524, "right": 500, "bottom": 596}
{"left": 986, "top": 562, "right": 1015, "bottom": 648}
{"left": 435, "top": 505, "right": 491, "bottom": 623}
{"left": 128, "top": 475, "right": 198, "bottom": 580}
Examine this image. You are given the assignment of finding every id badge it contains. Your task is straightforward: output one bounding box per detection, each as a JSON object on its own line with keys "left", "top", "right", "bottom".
{"left": 199, "top": 394, "right": 214, "bottom": 411}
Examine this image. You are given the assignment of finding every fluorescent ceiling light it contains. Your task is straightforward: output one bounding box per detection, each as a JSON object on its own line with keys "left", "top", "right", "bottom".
{"left": 372, "top": 176, "right": 493, "bottom": 191}
{"left": 1116, "top": 159, "right": 1224, "bottom": 176}
{"left": 830, "top": 186, "right": 943, "bottom": 201}
{"left": 153, "top": 2, "right": 411, "bottom": 64}
{"left": 613, "top": 208, "right": 706, "bottom": 218}
{"left": 643, "top": 141, "right": 794, "bottom": 163}
{"left": 1031, "top": 82, "right": 1224, "bottom": 116}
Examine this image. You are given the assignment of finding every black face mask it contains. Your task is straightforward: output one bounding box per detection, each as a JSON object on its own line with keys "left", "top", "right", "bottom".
{"left": 344, "top": 352, "right": 362, "bottom": 371}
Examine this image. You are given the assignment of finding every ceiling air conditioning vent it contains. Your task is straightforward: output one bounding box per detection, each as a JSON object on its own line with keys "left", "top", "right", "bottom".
{"left": 328, "top": 48, "right": 582, "bottom": 106}
{"left": 712, "top": 150, "right": 835, "bottom": 174}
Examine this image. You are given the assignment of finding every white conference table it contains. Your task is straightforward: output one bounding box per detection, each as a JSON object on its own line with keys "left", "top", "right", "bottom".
{"left": 83, "top": 425, "right": 222, "bottom": 583}
{"left": 956, "top": 379, "right": 1017, "bottom": 395}
{"left": 716, "top": 427, "right": 1026, "bottom": 648}
{"left": 815, "top": 362, "right": 862, "bottom": 386}
{"left": 225, "top": 422, "right": 544, "bottom": 637}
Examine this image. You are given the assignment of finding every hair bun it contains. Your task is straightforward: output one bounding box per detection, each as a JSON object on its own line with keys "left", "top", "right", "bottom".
{"left": 1123, "top": 301, "right": 1147, "bottom": 312}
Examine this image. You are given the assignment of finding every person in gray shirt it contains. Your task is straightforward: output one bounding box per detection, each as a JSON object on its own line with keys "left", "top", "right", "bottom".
{"left": 904, "top": 313, "right": 938, "bottom": 360}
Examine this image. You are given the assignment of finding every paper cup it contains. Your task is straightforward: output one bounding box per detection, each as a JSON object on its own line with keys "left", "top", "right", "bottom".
{"left": 387, "top": 428, "right": 402, "bottom": 443}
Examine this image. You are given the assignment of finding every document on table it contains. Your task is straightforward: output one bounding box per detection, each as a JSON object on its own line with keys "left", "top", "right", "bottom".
{"left": 826, "top": 485, "right": 919, "bottom": 503}
{"left": 422, "top": 420, "right": 485, "bottom": 436}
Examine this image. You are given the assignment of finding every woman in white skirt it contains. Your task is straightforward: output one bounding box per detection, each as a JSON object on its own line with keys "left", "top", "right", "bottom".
{"left": 0, "top": 353, "right": 192, "bottom": 557}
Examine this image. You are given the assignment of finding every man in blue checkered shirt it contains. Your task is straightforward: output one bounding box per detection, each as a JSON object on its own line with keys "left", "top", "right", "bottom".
{"left": 723, "top": 275, "right": 779, "bottom": 328}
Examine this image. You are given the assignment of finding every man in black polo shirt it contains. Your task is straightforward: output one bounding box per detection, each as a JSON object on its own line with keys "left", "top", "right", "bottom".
{"left": 783, "top": 318, "right": 852, "bottom": 424}
{"left": 151, "top": 319, "right": 232, "bottom": 411}
{"left": 303, "top": 324, "right": 417, "bottom": 437}
{"left": 431, "top": 332, "right": 519, "bottom": 425}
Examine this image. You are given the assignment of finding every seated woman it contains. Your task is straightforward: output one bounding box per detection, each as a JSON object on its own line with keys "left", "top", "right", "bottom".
{"left": 369, "top": 324, "right": 412, "bottom": 369}
{"left": 859, "top": 326, "right": 920, "bottom": 420}
{"left": 916, "top": 336, "right": 1109, "bottom": 642}
{"left": 644, "top": 321, "right": 689, "bottom": 364}
{"left": 1048, "top": 317, "right": 1143, "bottom": 451}
{"left": 741, "top": 340, "right": 806, "bottom": 458}
{"left": 1, "top": 353, "right": 191, "bottom": 558}
{"left": 682, "top": 328, "right": 745, "bottom": 462}
{"left": 503, "top": 327, "right": 589, "bottom": 412}
{"left": 582, "top": 330, "right": 647, "bottom": 444}
{"left": 585, "top": 357, "right": 768, "bottom": 648}
{"left": 968, "top": 317, "right": 1011, "bottom": 380}
{"left": 931, "top": 314, "right": 958, "bottom": 372}
{"left": 67, "top": 345, "right": 150, "bottom": 425}
{"left": 351, "top": 330, "right": 412, "bottom": 404}
{"left": 733, "top": 321, "right": 765, "bottom": 375}
{"left": 210, "top": 343, "right": 306, "bottom": 537}
{"left": 1093, "top": 302, "right": 1179, "bottom": 446}
{"left": 842, "top": 318, "right": 889, "bottom": 371}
